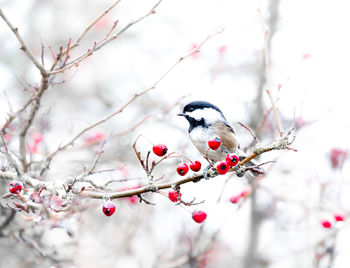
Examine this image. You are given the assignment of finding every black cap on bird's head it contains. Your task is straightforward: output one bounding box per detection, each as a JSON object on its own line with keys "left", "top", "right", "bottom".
{"left": 178, "top": 101, "right": 226, "bottom": 132}
{"left": 178, "top": 101, "right": 223, "bottom": 116}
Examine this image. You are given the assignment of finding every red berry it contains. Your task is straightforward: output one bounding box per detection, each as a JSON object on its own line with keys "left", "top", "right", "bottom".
{"left": 177, "top": 163, "right": 189, "bottom": 176}
{"left": 208, "top": 136, "right": 221, "bottom": 150}
{"left": 102, "top": 201, "right": 116, "bottom": 217}
{"left": 190, "top": 161, "right": 202, "bottom": 172}
{"left": 321, "top": 220, "right": 332, "bottom": 229}
{"left": 334, "top": 213, "right": 345, "bottom": 222}
{"left": 128, "top": 195, "right": 138, "bottom": 204}
{"left": 192, "top": 210, "right": 207, "bottom": 223}
{"left": 32, "top": 132, "right": 44, "bottom": 144}
{"left": 216, "top": 161, "right": 229, "bottom": 175}
{"left": 85, "top": 131, "right": 106, "bottom": 143}
{"left": 168, "top": 190, "right": 181, "bottom": 202}
{"left": 240, "top": 188, "right": 251, "bottom": 198}
{"left": 152, "top": 144, "right": 168, "bottom": 157}
{"left": 226, "top": 153, "right": 239, "bottom": 167}
{"left": 330, "top": 148, "right": 347, "bottom": 169}
{"left": 119, "top": 186, "right": 139, "bottom": 204}
{"left": 229, "top": 195, "right": 240, "bottom": 204}
{"left": 9, "top": 181, "right": 23, "bottom": 194}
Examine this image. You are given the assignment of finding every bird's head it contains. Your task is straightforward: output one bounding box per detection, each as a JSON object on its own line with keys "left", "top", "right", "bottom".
{"left": 178, "top": 101, "right": 226, "bottom": 131}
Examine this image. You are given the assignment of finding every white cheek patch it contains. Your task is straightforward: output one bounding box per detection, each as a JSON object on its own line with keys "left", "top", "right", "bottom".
{"left": 186, "top": 108, "right": 225, "bottom": 123}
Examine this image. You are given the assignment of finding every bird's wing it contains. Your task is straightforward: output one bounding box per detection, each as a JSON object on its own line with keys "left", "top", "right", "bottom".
{"left": 210, "top": 122, "right": 239, "bottom": 151}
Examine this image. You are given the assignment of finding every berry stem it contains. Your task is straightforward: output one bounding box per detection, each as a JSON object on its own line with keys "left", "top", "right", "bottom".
{"left": 204, "top": 148, "right": 214, "bottom": 167}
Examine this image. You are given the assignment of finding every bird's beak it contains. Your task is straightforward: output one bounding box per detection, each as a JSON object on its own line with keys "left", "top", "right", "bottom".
{"left": 177, "top": 113, "right": 185, "bottom": 117}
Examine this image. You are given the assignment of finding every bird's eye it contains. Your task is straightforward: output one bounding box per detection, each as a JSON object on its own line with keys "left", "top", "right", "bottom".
{"left": 188, "top": 107, "right": 194, "bottom": 112}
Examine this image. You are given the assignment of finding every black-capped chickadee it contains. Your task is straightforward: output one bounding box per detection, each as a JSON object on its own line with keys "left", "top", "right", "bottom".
{"left": 178, "top": 100, "right": 263, "bottom": 177}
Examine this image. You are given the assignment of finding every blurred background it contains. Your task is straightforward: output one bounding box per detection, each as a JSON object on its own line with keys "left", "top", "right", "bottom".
{"left": 1, "top": 0, "right": 350, "bottom": 267}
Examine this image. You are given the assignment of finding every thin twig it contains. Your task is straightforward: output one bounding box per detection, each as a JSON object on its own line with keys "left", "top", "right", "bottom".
{"left": 1, "top": 94, "right": 37, "bottom": 133}
{"left": 0, "top": 9, "right": 47, "bottom": 76}
{"left": 48, "top": 0, "right": 159, "bottom": 74}
{"left": 49, "top": 0, "right": 122, "bottom": 72}
{"left": 237, "top": 121, "right": 260, "bottom": 143}
{"left": 258, "top": 9, "right": 284, "bottom": 136}
{"left": 86, "top": 139, "right": 107, "bottom": 175}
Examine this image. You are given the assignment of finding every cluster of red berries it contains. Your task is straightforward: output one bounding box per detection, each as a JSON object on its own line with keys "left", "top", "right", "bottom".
{"left": 176, "top": 161, "right": 202, "bottom": 176}
{"left": 208, "top": 136, "right": 240, "bottom": 175}
{"left": 321, "top": 213, "right": 345, "bottom": 229}
{"left": 153, "top": 143, "right": 202, "bottom": 176}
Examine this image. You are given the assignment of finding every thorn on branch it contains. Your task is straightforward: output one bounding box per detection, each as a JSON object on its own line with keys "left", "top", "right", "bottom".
{"left": 137, "top": 194, "right": 155, "bottom": 205}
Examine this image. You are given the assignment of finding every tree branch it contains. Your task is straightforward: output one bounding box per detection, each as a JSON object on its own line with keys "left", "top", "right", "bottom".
{"left": 19, "top": 75, "right": 49, "bottom": 172}
{"left": 81, "top": 132, "right": 293, "bottom": 200}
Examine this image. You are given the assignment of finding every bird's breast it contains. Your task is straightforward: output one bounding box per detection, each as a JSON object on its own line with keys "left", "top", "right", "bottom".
{"left": 189, "top": 126, "right": 236, "bottom": 163}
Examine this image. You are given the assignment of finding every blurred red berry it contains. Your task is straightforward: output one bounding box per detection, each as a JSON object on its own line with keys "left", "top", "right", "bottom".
{"left": 3, "top": 133, "right": 11, "bottom": 142}
{"left": 334, "top": 213, "right": 345, "bottom": 222}
{"left": 191, "top": 44, "right": 200, "bottom": 59}
{"left": 216, "top": 161, "right": 229, "bottom": 175}
{"left": 240, "top": 188, "right": 251, "bottom": 198}
{"left": 321, "top": 220, "right": 332, "bottom": 229}
{"left": 226, "top": 153, "right": 239, "bottom": 167}
{"left": 119, "top": 186, "right": 139, "bottom": 204}
{"left": 27, "top": 143, "right": 38, "bottom": 153}
{"left": 152, "top": 144, "right": 168, "bottom": 157}
{"left": 330, "top": 148, "right": 347, "bottom": 169}
{"left": 85, "top": 131, "right": 106, "bottom": 144}
{"left": 229, "top": 195, "right": 240, "bottom": 204}
{"left": 49, "top": 196, "right": 65, "bottom": 210}
{"left": 302, "top": 53, "right": 312, "bottom": 60}
{"left": 30, "top": 193, "right": 43, "bottom": 203}
{"left": 128, "top": 195, "right": 138, "bottom": 204}
{"left": 9, "top": 181, "right": 23, "bottom": 194}
{"left": 192, "top": 210, "right": 207, "bottom": 223}
{"left": 190, "top": 161, "right": 201, "bottom": 172}
{"left": 218, "top": 45, "right": 227, "bottom": 56}
{"left": 102, "top": 201, "right": 116, "bottom": 217}
{"left": 208, "top": 136, "right": 221, "bottom": 150}
{"left": 168, "top": 190, "right": 181, "bottom": 202}
{"left": 32, "top": 132, "right": 44, "bottom": 144}
{"left": 177, "top": 163, "right": 189, "bottom": 176}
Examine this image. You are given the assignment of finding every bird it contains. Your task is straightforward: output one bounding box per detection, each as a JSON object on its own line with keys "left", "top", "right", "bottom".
{"left": 177, "top": 100, "right": 263, "bottom": 177}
